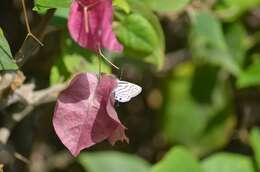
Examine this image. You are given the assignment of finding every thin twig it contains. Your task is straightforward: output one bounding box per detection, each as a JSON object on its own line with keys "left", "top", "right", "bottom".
{"left": 27, "top": 33, "right": 44, "bottom": 46}
{"left": 21, "top": 0, "right": 44, "bottom": 46}
{"left": 0, "top": 164, "right": 3, "bottom": 172}
{"left": 22, "top": 0, "right": 31, "bottom": 34}
{"left": 98, "top": 48, "right": 120, "bottom": 70}
{"left": 15, "top": 9, "right": 56, "bottom": 67}
{"left": 0, "top": 83, "right": 65, "bottom": 144}
{"left": 14, "top": 152, "right": 30, "bottom": 164}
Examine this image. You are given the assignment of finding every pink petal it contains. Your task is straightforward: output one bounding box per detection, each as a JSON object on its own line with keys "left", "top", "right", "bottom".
{"left": 53, "top": 73, "right": 127, "bottom": 156}
{"left": 68, "top": 0, "right": 123, "bottom": 52}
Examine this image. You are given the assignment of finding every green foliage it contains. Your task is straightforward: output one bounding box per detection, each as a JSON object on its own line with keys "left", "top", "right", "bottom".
{"left": 115, "top": 0, "right": 165, "bottom": 69}
{"left": 215, "top": 0, "right": 260, "bottom": 21}
{"left": 150, "top": 149, "right": 257, "bottom": 172}
{"left": 202, "top": 153, "right": 255, "bottom": 172}
{"left": 224, "top": 23, "right": 249, "bottom": 66}
{"left": 237, "top": 54, "right": 260, "bottom": 88}
{"left": 189, "top": 11, "right": 240, "bottom": 76}
{"left": 50, "top": 33, "right": 111, "bottom": 85}
{"left": 162, "top": 63, "right": 235, "bottom": 155}
{"left": 0, "top": 28, "right": 18, "bottom": 70}
{"left": 34, "top": 0, "right": 131, "bottom": 13}
{"left": 151, "top": 146, "right": 204, "bottom": 172}
{"left": 50, "top": 8, "right": 70, "bottom": 28}
{"left": 78, "top": 151, "right": 151, "bottom": 172}
{"left": 249, "top": 127, "right": 260, "bottom": 170}
{"left": 141, "top": 0, "right": 191, "bottom": 13}
{"left": 35, "top": 0, "right": 164, "bottom": 70}
{"left": 34, "top": 0, "right": 71, "bottom": 12}
{"left": 113, "top": 0, "right": 130, "bottom": 13}
{"left": 30, "top": 1, "right": 260, "bottom": 171}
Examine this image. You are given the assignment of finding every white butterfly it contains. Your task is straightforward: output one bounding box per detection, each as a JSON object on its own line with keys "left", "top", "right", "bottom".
{"left": 114, "top": 80, "right": 142, "bottom": 103}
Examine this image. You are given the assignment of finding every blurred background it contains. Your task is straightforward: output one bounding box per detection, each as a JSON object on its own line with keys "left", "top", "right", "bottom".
{"left": 1, "top": 0, "right": 260, "bottom": 172}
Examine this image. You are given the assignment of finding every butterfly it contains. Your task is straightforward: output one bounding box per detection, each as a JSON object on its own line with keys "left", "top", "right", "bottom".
{"left": 114, "top": 80, "right": 142, "bottom": 103}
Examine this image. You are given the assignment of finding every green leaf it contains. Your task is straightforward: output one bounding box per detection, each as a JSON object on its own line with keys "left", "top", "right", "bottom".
{"left": 141, "top": 0, "right": 191, "bottom": 13}
{"left": 225, "top": 23, "right": 249, "bottom": 66}
{"left": 34, "top": 0, "right": 71, "bottom": 13}
{"left": 127, "top": 0, "right": 165, "bottom": 48}
{"left": 116, "top": 14, "right": 159, "bottom": 54}
{"left": 189, "top": 11, "right": 240, "bottom": 76}
{"left": 236, "top": 54, "right": 260, "bottom": 88}
{"left": 0, "top": 28, "right": 18, "bottom": 71}
{"left": 78, "top": 151, "right": 151, "bottom": 172}
{"left": 50, "top": 8, "right": 70, "bottom": 28}
{"left": 113, "top": 0, "right": 130, "bottom": 13}
{"left": 50, "top": 33, "right": 111, "bottom": 85}
{"left": 249, "top": 127, "right": 260, "bottom": 170}
{"left": 202, "top": 153, "right": 255, "bottom": 172}
{"left": 151, "top": 146, "right": 204, "bottom": 172}
{"left": 162, "top": 62, "right": 235, "bottom": 155}
{"left": 115, "top": 0, "right": 165, "bottom": 69}
{"left": 215, "top": 0, "right": 260, "bottom": 21}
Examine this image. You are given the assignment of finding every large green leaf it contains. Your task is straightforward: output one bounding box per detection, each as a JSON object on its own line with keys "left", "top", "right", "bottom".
{"left": 215, "top": 0, "right": 260, "bottom": 21}
{"left": 151, "top": 146, "right": 204, "bottom": 172}
{"left": 189, "top": 11, "right": 240, "bottom": 76}
{"left": 115, "top": 0, "right": 165, "bottom": 70}
{"left": 141, "top": 0, "right": 191, "bottom": 13}
{"left": 202, "top": 153, "right": 255, "bottom": 172}
{"left": 161, "top": 62, "right": 235, "bottom": 155}
{"left": 116, "top": 14, "right": 158, "bottom": 54}
{"left": 237, "top": 54, "right": 260, "bottom": 88}
{"left": 127, "top": 0, "right": 164, "bottom": 42}
{"left": 78, "top": 151, "right": 151, "bottom": 172}
{"left": 0, "top": 28, "right": 18, "bottom": 70}
{"left": 249, "top": 127, "right": 260, "bottom": 170}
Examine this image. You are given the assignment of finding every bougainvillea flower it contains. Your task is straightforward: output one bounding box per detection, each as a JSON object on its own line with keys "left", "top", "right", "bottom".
{"left": 53, "top": 73, "right": 128, "bottom": 156}
{"left": 68, "top": 0, "right": 123, "bottom": 52}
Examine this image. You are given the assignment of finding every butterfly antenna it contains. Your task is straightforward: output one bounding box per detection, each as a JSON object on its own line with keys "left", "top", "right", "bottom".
{"left": 98, "top": 48, "right": 120, "bottom": 70}
{"left": 119, "top": 66, "right": 124, "bottom": 80}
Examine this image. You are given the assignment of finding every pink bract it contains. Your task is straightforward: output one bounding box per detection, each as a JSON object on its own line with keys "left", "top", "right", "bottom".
{"left": 53, "top": 73, "right": 128, "bottom": 156}
{"left": 68, "top": 0, "right": 123, "bottom": 52}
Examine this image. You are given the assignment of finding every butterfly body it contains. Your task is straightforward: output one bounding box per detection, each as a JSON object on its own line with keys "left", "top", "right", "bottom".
{"left": 114, "top": 80, "right": 142, "bottom": 103}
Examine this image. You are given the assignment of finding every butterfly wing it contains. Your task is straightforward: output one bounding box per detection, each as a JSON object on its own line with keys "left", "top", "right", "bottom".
{"left": 114, "top": 80, "right": 142, "bottom": 103}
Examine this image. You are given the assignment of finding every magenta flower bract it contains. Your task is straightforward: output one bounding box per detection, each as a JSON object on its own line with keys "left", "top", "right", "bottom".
{"left": 53, "top": 73, "right": 128, "bottom": 156}
{"left": 68, "top": 0, "right": 123, "bottom": 52}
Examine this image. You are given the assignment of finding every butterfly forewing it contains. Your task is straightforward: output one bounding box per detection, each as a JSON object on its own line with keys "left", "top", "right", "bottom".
{"left": 114, "top": 80, "right": 142, "bottom": 103}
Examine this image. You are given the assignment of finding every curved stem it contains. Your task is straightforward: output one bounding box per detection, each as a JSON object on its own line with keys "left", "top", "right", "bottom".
{"left": 22, "top": 0, "right": 31, "bottom": 33}
{"left": 98, "top": 48, "right": 119, "bottom": 70}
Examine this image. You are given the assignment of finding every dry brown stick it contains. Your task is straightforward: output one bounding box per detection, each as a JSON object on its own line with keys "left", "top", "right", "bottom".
{"left": 15, "top": 7, "right": 56, "bottom": 67}
{"left": 0, "top": 1, "right": 57, "bottom": 166}
{"left": 0, "top": 83, "right": 65, "bottom": 164}
{"left": 0, "top": 83, "right": 65, "bottom": 165}
{"left": 0, "top": 164, "right": 3, "bottom": 172}
{"left": 0, "top": 83, "right": 65, "bottom": 148}
{"left": 21, "top": 0, "right": 43, "bottom": 46}
{"left": 46, "top": 151, "right": 73, "bottom": 170}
